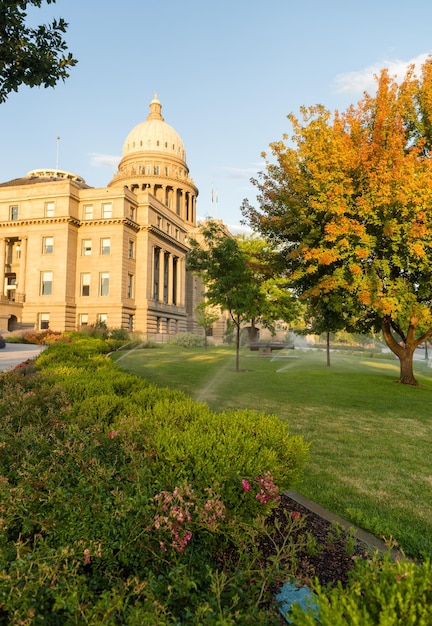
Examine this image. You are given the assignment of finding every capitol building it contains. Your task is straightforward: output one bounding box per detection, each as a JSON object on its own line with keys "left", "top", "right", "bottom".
{"left": 0, "top": 95, "right": 204, "bottom": 336}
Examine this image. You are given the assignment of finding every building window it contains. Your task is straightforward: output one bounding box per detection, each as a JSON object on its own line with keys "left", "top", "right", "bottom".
{"left": 128, "top": 240, "right": 134, "bottom": 259}
{"left": 101, "top": 238, "right": 111, "bottom": 255}
{"left": 40, "top": 271, "right": 53, "bottom": 296}
{"left": 82, "top": 239, "right": 92, "bottom": 256}
{"left": 130, "top": 206, "right": 135, "bottom": 221}
{"left": 157, "top": 216, "right": 162, "bottom": 229}
{"left": 102, "top": 202, "right": 112, "bottom": 218}
{"left": 154, "top": 165, "right": 160, "bottom": 175}
{"left": 166, "top": 223, "right": 171, "bottom": 235}
{"left": 39, "top": 313, "right": 50, "bottom": 330}
{"left": 100, "top": 272, "right": 109, "bottom": 296}
{"left": 127, "top": 273, "right": 134, "bottom": 298}
{"left": 97, "top": 313, "right": 107, "bottom": 325}
{"left": 146, "top": 164, "right": 151, "bottom": 175}
{"left": 42, "top": 236, "right": 54, "bottom": 254}
{"left": 175, "top": 229, "right": 179, "bottom": 240}
{"left": 79, "top": 313, "right": 88, "bottom": 326}
{"left": 6, "top": 276, "right": 16, "bottom": 301}
{"left": 81, "top": 273, "right": 91, "bottom": 296}
{"left": 10, "top": 205, "right": 18, "bottom": 220}
{"left": 83, "top": 204, "right": 93, "bottom": 220}
{"left": 44, "top": 201, "right": 55, "bottom": 217}
{"left": 165, "top": 166, "right": 169, "bottom": 176}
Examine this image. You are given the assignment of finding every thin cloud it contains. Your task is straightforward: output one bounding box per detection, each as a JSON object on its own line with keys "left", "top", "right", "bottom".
{"left": 334, "top": 52, "right": 431, "bottom": 94}
{"left": 218, "top": 166, "right": 259, "bottom": 179}
{"left": 89, "top": 153, "right": 120, "bottom": 169}
{"left": 196, "top": 216, "right": 253, "bottom": 236}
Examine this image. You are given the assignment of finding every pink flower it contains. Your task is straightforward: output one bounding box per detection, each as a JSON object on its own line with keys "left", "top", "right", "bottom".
{"left": 83, "top": 548, "right": 91, "bottom": 565}
{"left": 242, "top": 479, "right": 251, "bottom": 492}
{"left": 291, "top": 511, "right": 301, "bottom": 519}
{"left": 108, "top": 430, "right": 119, "bottom": 438}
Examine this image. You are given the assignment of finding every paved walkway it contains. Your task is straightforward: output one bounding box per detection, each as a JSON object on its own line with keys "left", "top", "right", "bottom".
{"left": 0, "top": 343, "right": 46, "bottom": 371}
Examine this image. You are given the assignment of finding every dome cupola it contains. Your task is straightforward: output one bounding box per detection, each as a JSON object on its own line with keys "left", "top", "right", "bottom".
{"left": 121, "top": 94, "right": 186, "bottom": 161}
{"left": 109, "top": 94, "right": 198, "bottom": 226}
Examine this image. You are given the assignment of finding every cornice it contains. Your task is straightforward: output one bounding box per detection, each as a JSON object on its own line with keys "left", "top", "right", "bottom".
{"left": 110, "top": 170, "right": 197, "bottom": 192}
{"left": 0, "top": 216, "right": 81, "bottom": 228}
{"left": 79, "top": 218, "right": 140, "bottom": 231}
{"left": 147, "top": 224, "right": 190, "bottom": 251}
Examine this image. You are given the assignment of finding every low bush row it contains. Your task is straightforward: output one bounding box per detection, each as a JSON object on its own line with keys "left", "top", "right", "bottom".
{"left": 1, "top": 336, "right": 430, "bottom": 624}
{"left": 0, "top": 336, "right": 309, "bottom": 623}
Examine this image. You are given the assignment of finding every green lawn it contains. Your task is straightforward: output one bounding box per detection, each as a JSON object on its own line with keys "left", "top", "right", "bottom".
{"left": 112, "top": 344, "right": 432, "bottom": 558}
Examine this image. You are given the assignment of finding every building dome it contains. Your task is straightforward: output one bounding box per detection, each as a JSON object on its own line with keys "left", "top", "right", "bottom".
{"left": 122, "top": 94, "right": 186, "bottom": 162}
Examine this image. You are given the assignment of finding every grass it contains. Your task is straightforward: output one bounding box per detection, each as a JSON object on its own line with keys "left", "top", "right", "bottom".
{"left": 111, "top": 344, "right": 432, "bottom": 558}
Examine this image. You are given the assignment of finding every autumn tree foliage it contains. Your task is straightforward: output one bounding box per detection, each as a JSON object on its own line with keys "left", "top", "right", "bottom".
{"left": 243, "top": 58, "right": 432, "bottom": 385}
{"left": 0, "top": 1, "right": 77, "bottom": 103}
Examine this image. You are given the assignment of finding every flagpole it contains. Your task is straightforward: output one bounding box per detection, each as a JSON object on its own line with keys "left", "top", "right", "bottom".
{"left": 211, "top": 184, "right": 219, "bottom": 219}
{"left": 56, "top": 136, "right": 60, "bottom": 171}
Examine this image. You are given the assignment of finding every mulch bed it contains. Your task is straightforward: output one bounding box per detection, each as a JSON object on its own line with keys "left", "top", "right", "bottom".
{"left": 265, "top": 493, "right": 372, "bottom": 588}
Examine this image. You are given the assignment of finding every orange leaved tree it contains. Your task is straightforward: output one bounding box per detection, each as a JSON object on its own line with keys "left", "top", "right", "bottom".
{"left": 243, "top": 58, "right": 432, "bottom": 385}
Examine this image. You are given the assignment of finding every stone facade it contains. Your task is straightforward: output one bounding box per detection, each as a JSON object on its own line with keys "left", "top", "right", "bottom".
{"left": 0, "top": 95, "right": 202, "bottom": 337}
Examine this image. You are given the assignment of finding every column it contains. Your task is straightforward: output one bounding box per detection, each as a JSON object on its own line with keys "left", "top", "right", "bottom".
{"left": 0, "top": 238, "right": 5, "bottom": 296}
{"left": 177, "top": 257, "right": 183, "bottom": 307}
{"left": 158, "top": 248, "right": 165, "bottom": 303}
{"left": 18, "top": 236, "right": 27, "bottom": 300}
{"left": 168, "top": 254, "right": 173, "bottom": 305}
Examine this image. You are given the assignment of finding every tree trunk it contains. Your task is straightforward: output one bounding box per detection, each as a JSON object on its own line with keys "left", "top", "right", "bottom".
{"left": 235, "top": 318, "right": 240, "bottom": 372}
{"left": 326, "top": 331, "right": 331, "bottom": 367}
{"left": 398, "top": 349, "right": 417, "bottom": 385}
{"left": 250, "top": 318, "right": 258, "bottom": 341}
{"left": 382, "top": 316, "right": 417, "bottom": 385}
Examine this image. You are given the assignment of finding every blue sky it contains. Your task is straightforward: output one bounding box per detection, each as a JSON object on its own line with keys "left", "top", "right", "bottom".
{"left": 1, "top": 0, "right": 431, "bottom": 232}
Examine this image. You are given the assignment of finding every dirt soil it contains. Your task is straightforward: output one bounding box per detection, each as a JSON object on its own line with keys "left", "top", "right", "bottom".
{"left": 265, "top": 493, "right": 372, "bottom": 588}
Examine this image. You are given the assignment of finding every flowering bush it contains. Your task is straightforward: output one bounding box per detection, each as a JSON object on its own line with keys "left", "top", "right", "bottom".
{"left": 151, "top": 484, "right": 227, "bottom": 553}
{"left": 5, "top": 329, "right": 69, "bottom": 345}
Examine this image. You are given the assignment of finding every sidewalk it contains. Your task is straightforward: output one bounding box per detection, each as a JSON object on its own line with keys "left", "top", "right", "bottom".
{"left": 0, "top": 343, "right": 46, "bottom": 371}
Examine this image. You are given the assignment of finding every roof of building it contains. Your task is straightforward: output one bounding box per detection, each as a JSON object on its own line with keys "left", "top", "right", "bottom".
{"left": 122, "top": 94, "right": 186, "bottom": 162}
{"left": 0, "top": 170, "right": 91, "bottom": 189}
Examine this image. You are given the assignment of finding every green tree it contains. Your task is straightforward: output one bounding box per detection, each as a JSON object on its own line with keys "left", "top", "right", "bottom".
{"left": 237, "top": 234, "right": 300, "bottom": 340}
{"left": 0, "top": 1, "right": 77, "bottom": 103}
{"left": 243, "top": 58, "right": 432, "bottom": 385}
{"left": 194, "top": 300, "right": 220, "bottom": 348}
{"left": 187, "top": 221, "right": 260, "bottom": 371}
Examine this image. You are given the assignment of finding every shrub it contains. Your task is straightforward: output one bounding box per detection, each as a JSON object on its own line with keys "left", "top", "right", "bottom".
{"left": 133, "top": 405, "right": 309, "bottom": 520}
{"left": 0, "top": 335, "right": 310, "bottom": 623}
{"left": 3, "top": 329, "right": 68, "bottom": 345}
{"left": 109, "top": 327, "right": 130, "bottom": 340}
{"left": 289, "top": 553, "right": 432, "bottom": 625}
{"left": 172, "top": 332, "right": 205, "bottom": 348}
